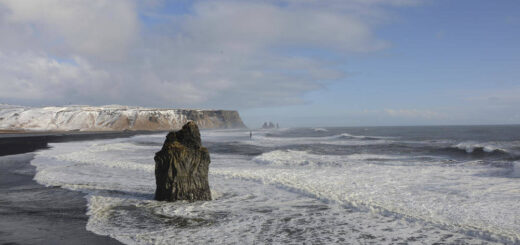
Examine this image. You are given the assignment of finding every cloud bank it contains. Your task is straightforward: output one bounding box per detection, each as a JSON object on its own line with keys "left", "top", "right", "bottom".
{"left": 0, "top": 0, "right": 419, "bottom": 109}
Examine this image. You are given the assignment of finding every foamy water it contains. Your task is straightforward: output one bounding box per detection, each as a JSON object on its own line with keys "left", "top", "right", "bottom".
{"left": 30, "top": 127, "right": 520, "bottom": 244}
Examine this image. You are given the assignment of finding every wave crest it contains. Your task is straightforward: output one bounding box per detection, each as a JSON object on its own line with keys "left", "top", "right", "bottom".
{"left": 313, "top": 128, "right": 328, "bottom": 132}
{"left": 253, "top": 150, "right": 342, "bottom": 167}
{"left": 253, "top": 150, "right": 411, "bottom": 167}
{"left": 452, "top": 142, "right": 508, "bottom": 155}
{"left": 334, "top": 133, "right": 390, "bottom": 140}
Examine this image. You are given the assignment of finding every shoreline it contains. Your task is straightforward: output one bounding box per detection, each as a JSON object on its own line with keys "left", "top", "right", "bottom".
{"left": 0, "top": 131, "right": 165, "bottom": 156}
{"left": 0, "top": 132, "right": 159, "bottom": 244}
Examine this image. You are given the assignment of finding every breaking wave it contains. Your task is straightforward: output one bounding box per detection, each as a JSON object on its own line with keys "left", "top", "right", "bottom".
{"left": 313, "top": 128, "right": 328, "bottom": 132}
{"left": 443, "top": 142, "right": 517, "bottom": 160}
{"left": 333, "top": 133, "right": 391, "bottom": 140}
{"left": 253, "top": 150, "right": 415, "bottom": 167}
{"left": 452, "top": 142, "right": 507, "bottom": 154}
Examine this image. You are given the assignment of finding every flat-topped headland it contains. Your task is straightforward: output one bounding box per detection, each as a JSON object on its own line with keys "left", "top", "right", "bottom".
{"left": 0, "top": 104, "right": 246, "bottom": 132}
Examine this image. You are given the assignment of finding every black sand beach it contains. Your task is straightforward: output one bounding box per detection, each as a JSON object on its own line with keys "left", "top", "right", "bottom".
{"left": 0, "top": 132, "right": 159, "bottom": 245}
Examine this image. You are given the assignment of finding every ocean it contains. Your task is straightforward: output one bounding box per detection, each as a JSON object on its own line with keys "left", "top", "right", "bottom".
{"left": 28, "top": 125, "right": 520, "bottom": 244}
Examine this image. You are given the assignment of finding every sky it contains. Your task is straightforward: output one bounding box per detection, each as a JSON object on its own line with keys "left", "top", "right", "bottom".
{"left": 0, "top": 0, "right": 518, "bottom": 127}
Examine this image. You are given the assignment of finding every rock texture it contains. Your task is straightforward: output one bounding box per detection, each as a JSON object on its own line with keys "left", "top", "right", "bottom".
{"left": 154, "top": 122, "right": 211, "bottom": 202}
{"left": 0, "top": 105, "right": 246, "bottom": 132}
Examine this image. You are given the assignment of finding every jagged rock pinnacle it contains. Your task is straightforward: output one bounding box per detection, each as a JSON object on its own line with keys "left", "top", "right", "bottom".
{"left": 154, "top": 121, "right": 211, "bottom": 202}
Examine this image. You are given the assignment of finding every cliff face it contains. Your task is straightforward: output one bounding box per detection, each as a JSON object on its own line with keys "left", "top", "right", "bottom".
{"left": 0, "top": 105, "right": 246, "bottom": 132}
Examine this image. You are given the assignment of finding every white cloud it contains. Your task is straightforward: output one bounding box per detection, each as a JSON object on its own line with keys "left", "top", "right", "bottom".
{"left": 184, "top": 1, "right": 387, "bottom": 53}
{"left": 0, "top": 0, "right": 138, "bottom": 60}
{"left": 0, "top": 51, "right": 111, "bottom": 104}
{"left": 0, "top": 0, "right": 419, "bottom": 109}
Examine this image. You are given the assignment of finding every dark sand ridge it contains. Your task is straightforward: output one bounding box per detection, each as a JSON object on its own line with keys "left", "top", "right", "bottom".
{"left": 0, "top": 132, "right": 162, "bottom": 244}
{"left": 0, "top": 130, "right": 164, "bottom": 156}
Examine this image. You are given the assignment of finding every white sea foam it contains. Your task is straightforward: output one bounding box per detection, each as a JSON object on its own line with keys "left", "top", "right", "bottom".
{"left": 313, "top": 128, "right": 328, "bottom": 132}
{"left": 85, "top": 175, "right": 491, "bottom": 245}
{"left": 253, "top": 150, "right": 344, "bottom": 167}
{"left": 242, "top": 132, "right": 392, "bottom": 147}
{"left": 252, "top": 150, "right": 413, "bottom": 167}
{"left": 335, "top": 133, "right": 396, "bottom": 140}
{"left": 213, "top": 155, "right": 520, "bottom": 243}
{"left": 29, "top": 131, "right": 519, "bottom": 244}
{"left": 453, "top": 142, "right": 507, "bottom": 154}
{"left": 337, "top": 132, "right": 370, "bottom": 139}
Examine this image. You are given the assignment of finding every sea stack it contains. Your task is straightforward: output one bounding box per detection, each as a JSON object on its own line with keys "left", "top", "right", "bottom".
{"left": 154, "top": 121, "right": 211, "bottom": 202}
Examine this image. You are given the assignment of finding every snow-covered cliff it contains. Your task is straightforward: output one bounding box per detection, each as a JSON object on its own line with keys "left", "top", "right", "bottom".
{"left": 0, "top": 105, "right": 246, "bottom": 132}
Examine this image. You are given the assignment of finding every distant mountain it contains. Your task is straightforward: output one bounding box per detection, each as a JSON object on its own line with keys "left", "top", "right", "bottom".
{"left": 0, "top": 105, "right": 246, "bottom": 132}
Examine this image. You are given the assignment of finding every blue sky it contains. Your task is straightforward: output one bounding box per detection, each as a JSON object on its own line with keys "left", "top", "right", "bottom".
{"left": 242, "top": 0, "right": 520, "bottom": 126}
{"left": 0, "top": 0, "right": 518, "bottom": 127}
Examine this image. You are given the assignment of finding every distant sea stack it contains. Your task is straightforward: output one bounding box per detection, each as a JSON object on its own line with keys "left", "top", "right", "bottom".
{"left": 0, "top": 105, "right": 246, "bottom": 132}
{"left": 154, "top": 122, "right": 211, "bottom": 202}
{"left": 262, "top": 121, "right": 279, "bottom": 129}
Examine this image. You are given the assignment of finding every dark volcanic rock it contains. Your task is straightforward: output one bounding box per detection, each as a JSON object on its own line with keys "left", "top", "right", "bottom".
{"left": 154, "top": 121, "right": 212, "bottom": 202}
{"left": 262, "top": 121, "right": 277, "bottom": 129}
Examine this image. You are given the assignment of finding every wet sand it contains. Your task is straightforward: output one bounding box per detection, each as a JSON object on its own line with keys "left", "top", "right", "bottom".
{"left": 0, "top": 132, "right": 161, "bottom": 244}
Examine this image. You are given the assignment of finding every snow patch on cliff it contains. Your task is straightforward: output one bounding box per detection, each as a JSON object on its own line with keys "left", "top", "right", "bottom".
{"left": 0, "top": 105, "right": 245, "bottom": 131}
